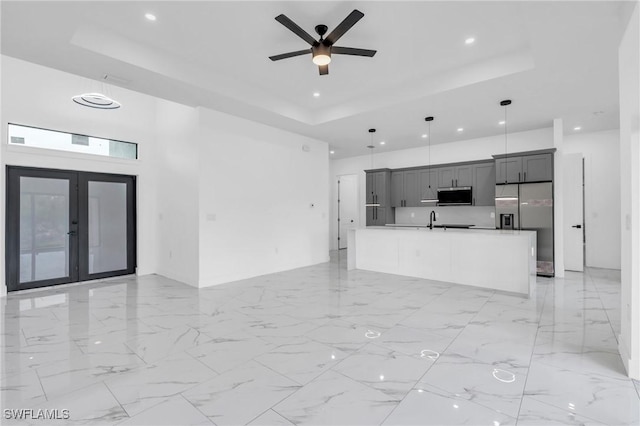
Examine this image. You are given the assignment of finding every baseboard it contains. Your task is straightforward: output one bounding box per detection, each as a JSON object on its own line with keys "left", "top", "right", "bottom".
{"left": 619, "top": 336, "right": 640, "bottom": 379}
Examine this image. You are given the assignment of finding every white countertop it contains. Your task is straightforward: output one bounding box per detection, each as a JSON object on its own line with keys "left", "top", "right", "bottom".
{"left": 369, "top": 225, "right": 536, "bottom": 236}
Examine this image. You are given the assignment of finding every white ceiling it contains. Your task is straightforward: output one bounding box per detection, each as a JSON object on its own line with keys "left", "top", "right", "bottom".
{"left": 1, "top": 1, "right": 633, "bottom": 158}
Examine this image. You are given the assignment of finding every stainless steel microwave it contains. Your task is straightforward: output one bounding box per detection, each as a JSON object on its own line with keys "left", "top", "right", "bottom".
{"left": 437, "top": 187, "right": 473, "bottom": 206}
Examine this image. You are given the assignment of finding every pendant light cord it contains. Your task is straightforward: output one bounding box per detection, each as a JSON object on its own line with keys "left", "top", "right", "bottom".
{"left": 428, "top": 120, "right": 432, "bottom": 188}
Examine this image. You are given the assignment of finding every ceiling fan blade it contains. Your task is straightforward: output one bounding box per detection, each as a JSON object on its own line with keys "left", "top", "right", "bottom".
{"left": 275, "top": 14, "right": 317, "bottom": 46}
{"left": 319, "top": 64, "right": 329, "bottom": 75}
{"left": 324, "top": 9, "right": 364, "bottom": 45}
{"left": 269, "top": 49, "right": 311, "bottom": 61}
{"left": 332, "top": 46, "right": 377, "bottom": 57}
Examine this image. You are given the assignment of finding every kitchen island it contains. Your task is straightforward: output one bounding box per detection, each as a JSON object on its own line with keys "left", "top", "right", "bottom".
{"left": 347, "top": 226, "right": 537, "bottom": 297}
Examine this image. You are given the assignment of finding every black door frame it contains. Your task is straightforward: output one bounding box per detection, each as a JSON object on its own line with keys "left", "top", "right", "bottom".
{"left": 6, "top": 166, "right": 136, "bottom": 292}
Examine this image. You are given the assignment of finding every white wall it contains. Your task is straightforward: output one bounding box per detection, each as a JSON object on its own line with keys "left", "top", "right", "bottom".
{"left": 329, "top": 128, "right": 554, "bottom": 250}
{"left": 0, "top": 56, "right": 331, "bottom": 295}
{"left": 618, "top": 2, "right": 640, "bottom": 379}
{"left": 154, "top": 101, "right": 200, "bottom": 286}
{"left": 564, "top": 129, "right": 621, "bottom": 269}
{"left": 0, "top": 56, "right": 159, "bottom": 297}
{"left": 197, "top": 108, "right": 330, "bottom": 286}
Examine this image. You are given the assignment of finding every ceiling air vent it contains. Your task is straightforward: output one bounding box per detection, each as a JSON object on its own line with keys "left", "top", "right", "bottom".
{"left": 10, "top": 136, "right": 25, "bottom": 144}
{"left": 72, "top": 134, "right": 89, "bottom": 146}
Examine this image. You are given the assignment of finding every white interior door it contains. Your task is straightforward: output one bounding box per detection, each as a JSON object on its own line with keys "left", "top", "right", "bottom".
{"left": 338, "top": 175, "right": 358, "bottom": 249}
{"left": 564, "top": 153, "right": 585, "bottom": 271}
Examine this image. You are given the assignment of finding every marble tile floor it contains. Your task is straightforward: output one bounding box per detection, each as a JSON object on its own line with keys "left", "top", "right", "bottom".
{"left": 1, "top": 252, "right": 637, "bottom": 425}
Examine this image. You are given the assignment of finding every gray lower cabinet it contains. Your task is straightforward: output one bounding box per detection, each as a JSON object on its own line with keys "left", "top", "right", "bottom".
{"left": 473, "top": 162, "right": 496, "bottom": 206}
{"left": 495, "top": 153, "right": 553, "bottom": 184}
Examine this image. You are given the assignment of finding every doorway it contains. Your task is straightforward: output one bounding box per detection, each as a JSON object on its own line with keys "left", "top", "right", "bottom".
{"left": 563, "top": 153, "right": 585, "bottom": 271}
{"left": 6, "top": 166, "right": 136, "bottom": 292}
{"left": 337, "top": 174, "right": 358, "bottom": 249}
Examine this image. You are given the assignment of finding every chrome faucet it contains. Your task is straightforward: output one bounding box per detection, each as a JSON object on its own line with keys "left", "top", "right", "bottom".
{"left": 429, "top": 210, "right": 436, "bottom": 230}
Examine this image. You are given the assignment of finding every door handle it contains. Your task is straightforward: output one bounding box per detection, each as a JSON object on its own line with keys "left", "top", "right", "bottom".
{"left": 572, "top": 224, "right": 582, "bottom": 229}
{"left": 524, "top": 172, "right": 527, "bottom": 182}
{"left": 67, "top": 230, "right": 77, "bottom": 236}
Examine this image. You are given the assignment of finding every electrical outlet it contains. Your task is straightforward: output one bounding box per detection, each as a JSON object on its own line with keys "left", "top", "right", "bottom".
{"left": 411, "top": 212, "right": 415, "bottom": 218}
{"left": 435, "top": 212, "right": 440, "bottom": 218}
{"left": 490, "top": 212, "right": 495, "bottom": 218}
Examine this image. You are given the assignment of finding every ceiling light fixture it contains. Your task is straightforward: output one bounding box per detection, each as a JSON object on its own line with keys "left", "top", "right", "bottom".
{"left": 365, "top": 129, "right": 381, "bottom": 207}
{"left": 457, "top": 128, "right": 464, "bottom": 132}
{"left": 496, "top": 99, "right": 512, "bottom": 199}
{"left": 421, "top": 116, "right": 439, "bottom": 204}
{"left": 574, "top": 126, "right": 582, "bottom": 131}
{"left": 145, "top": 13, "right": 157, "bottom": 21}
{"left": 380, "top": 141, "right": 386, "bottom": 145}
{"left": 72, "top": 75, "right": 122, "bottom": 110}
{"left": 465, "top": 37, "right": 476, "bottom": 45}
{"left": 312, "top": 43, "right": 331, "bottom": 66}
{"left": 421, "top": 134, "right": 428, "bottom": 139}
{"left": 330, "top": 150, "right": 335, "bottom": 154}
{"left": 72, "top": 93, "right": 121, "bottom": 110}
{"left": 499, "top": 121, "right": 505, "bottom": 125}
{"left": 313, "top": 92, "right": 320, "bottom": 97}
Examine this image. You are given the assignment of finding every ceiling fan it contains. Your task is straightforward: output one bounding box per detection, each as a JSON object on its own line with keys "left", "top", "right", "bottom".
{"left": 269, "top": 9, "right": 377, "bottom": 75}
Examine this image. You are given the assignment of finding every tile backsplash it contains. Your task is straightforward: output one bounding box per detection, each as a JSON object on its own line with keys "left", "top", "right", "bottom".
{"left": 394, "top": 206, "right": 496, "bottom": 228}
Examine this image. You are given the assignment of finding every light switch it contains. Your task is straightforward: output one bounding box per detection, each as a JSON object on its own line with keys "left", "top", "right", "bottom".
{"left": 206, "top": 213, "right": 216, "bottom": 222}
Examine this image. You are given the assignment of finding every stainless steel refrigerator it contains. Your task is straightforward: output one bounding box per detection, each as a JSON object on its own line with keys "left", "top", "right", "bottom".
{"left": 495, "top": 182, "right": 554, "bottom": 276}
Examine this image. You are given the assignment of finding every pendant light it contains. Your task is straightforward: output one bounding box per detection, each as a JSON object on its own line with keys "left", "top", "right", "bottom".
{"left": 364, "top": 128, "right": 381, "bottom": 207}
{"left": 72, "top": 75, "right": 121, "bottom": 109}
{"left": 495, "top": 99, "right": 518, "bottom": 200}
{"left": 420, "top": 116, "right": 439, "bottom": 203}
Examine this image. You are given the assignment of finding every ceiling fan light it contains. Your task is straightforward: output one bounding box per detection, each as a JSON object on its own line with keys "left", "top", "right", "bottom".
{"left": 312, "top": 43, "right": 332, "bottom": 65}
{"left": 312, "top": 54, "right": 331, "bottom": 65}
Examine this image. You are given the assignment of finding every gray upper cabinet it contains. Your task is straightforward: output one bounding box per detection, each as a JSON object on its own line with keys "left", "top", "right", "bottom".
{"left": 438, "top": 165, "right": 473, "bottom": 188}
{"left": 419, "top": 168, "right": 439, "bottom": 202}
{"left": 438, "top": 167, "right": 456, "bottom": 188}
{"left": 496, "top": 153, "right": 553, "bottom": 184}
{"left": 495, "top": 156, "right": 523, "bottom": 184}
{"left": 455, "top": 165, "right": 474, "bottom": 187}
{"left": 473, "top": 162, "right": 496, "bottom": 206}
{"left": 523, "top": 154, "right": 553, "bottom": 182}
{"left": 365, "top": 169, "right": 392, "bottom": 226}
{"left": 391, "top": 170, "right": 420, "bottom": 207}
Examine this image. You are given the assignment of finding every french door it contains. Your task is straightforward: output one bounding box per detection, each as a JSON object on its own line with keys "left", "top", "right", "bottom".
{"left": 6, "top": 166, "right": 136, "bottom": 292}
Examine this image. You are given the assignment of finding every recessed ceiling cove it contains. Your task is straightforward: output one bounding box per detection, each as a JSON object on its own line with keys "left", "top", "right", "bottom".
{"left": 0, "top": 1, "right": 630, "bottom": 158}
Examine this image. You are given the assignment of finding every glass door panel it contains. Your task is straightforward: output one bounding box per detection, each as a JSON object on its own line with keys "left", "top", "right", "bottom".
{"left": 20, "top": 177, "right": 70, "bottom": 282}
{"left": 87, "top": 181, "right": 128, "bottom": 274}
{"left": 6, "top": 167, "right": 135, "bottom": 292}
{"left": 7, "top": 168, "right": 78, "bottom": 291}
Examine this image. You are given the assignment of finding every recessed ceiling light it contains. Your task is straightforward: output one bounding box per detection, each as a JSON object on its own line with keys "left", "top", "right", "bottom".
{"left": 380, "top": 141, "right": 386, "bottom": 145}
{"left": 574, "top": 126, "right": 582, "bottom": 131}
{"left": 313, "top": 92, "right": 320, "bottom": 97}
{"left": 499, "top": 121, "right": 505, "bottom": 125}
{"left": 145, "top": 13, "right": 157, "bottom": 21}
{"left": 421, "top": 134, "right": 428, "bottom": 138}
{"left": 457, "top": 128, "right": 464, "bottom": 132}
{"left": 465, "top": 37, "right": 476, "bottom": 45}
{"left": 329, "top": 150, "right": 335, "bottom": 154}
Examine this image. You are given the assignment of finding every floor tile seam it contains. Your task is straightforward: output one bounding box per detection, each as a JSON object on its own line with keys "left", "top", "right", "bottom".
{"left": 525, "top": 394, "right": 612, "bottom": 425}
{"left": 514, "top": 277, "right": 549, "bottom": 422}
{"left": 102, "top": 380, "right": 131, "bottom": 420}
{"left": 329, "top": 367, "right": 406, "bottom": 406}
{"left": 182, "top": 349, "right": 222, "bottom": 376}
{"left": 250, "top": 357, "right": 308, "bottom": 388}
{"left": 176, "top": 393, "right": 216, "bottom": 425}
{"left": 586, "top": 268, "right": 621, "bottom": 345}
{"left": 529, "top": 355, "right": 631, "bottom": 382}
{"left": 632, "top": 380, "right": 640, "bottom": 400}
{"left": 33, "top": 367, "right": 48, "bottom": 402}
